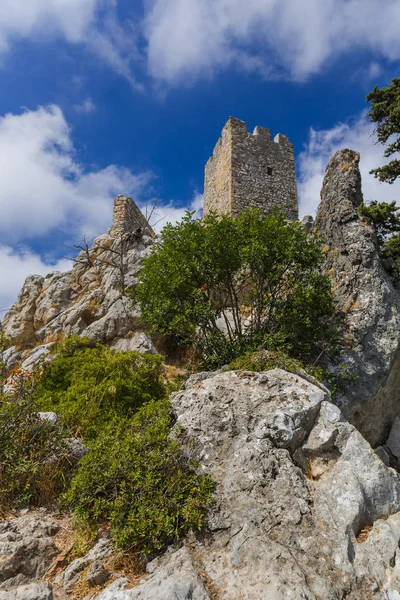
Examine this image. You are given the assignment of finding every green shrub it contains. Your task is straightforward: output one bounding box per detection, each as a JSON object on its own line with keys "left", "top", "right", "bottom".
{"left": 228, "top": 349, "right": 324, "bottom": 380}
{"left": 0, "top": 394, "right": 74, "bottom": 511}
{"left": 33, "top": 336, "right": 165, "bottom": 440}
{"left": 135, "top": 209, "right": 335, "bottom": 369}
{"left": 64, "top": 399, "right": 214, "bottom": 558}
{"left": 227, "top": 349, "right": 358, "bottom": 399}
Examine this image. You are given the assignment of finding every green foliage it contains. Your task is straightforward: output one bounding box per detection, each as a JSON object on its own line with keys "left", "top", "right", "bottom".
{"left": 227, "top": 349, "right": 323, "bottom": 380}
{"left": 33, "top": 336, "right": 165, "bottom": 440}
{"left": 64, "top": 399, "right": 214, "bottom": 558}
{"left": 367, "top": 78, "right": 400, "bottom": 184}
{"left": 227, "top": 349, "right": 357, "bottom": 399}
{"left": 0, "top": 331, "right": 12, "bottom": 353}
{"left": 358, "top": 200, "right": 400, "bottom": 244}
{"left": 0, "top": 394, "right": 73, "bottom": 511}
{"left": 135, "top": 209, "right": 335, "bottom": 368}
{"left": 324, "top": 362, "right": 359, "bottom": 398}
{"left": 358, "top": 200, "right": 400, "bottom": 276}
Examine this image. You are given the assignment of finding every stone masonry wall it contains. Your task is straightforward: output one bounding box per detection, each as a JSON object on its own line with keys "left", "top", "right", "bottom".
{"left": 204, "top": 117, "right": 298, "bottom": 220}
{"left": 109, "top": 195, "right": 154, "bottom": 238}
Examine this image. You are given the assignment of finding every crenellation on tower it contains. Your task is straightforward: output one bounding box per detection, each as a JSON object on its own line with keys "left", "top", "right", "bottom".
{"left": 204, "top": 117, "right": 298, "bottom": 220}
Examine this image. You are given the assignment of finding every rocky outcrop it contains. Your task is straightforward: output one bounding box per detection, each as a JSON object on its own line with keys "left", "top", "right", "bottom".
{"left": 0, "top": 511, "right": 60, "bottom": 597}
{"left": 91, "top": 369, "right": 400, "bottom": 599}
{"left": 314, "top": 149, "right": 400, "bottom": 446}
{"left": 1, "top": 196, "right": 156, "bottom": 369}
{"left": 3, "top": 370, "right": 400, "bottom": 598}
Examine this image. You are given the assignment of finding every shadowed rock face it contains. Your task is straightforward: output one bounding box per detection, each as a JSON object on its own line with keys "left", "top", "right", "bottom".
{"left": 314, "top": 149, "right": 400, "bottom": 447}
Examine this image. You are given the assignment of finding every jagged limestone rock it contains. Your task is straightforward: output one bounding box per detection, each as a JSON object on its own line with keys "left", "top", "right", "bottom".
{"left": 314, "top": 149, "right": 400, "bottom": 446}
{"left": 0, "top": 582, "right": 54, "bottom": 600}
{"left": 0, "top": 512, "right": 60, "bottom": 591}
{"left": 1, "top": 197, "right": 156, "bottom": 359}
{"left": 95, "top": 547, "right": 211, "bottom": 600}
{"left": 92, "top": 369, "right": 400, "bottom": 599}
{"left": 1, "top": 371, "right": 400, "bottom": 598}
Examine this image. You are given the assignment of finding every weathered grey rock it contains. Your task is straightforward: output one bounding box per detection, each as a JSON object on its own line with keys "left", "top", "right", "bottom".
{"left": 94, "top": 547, "right": 211, "bottom": 600}
{"left": 314, "top": 149, "right": 400, "bottom": 446}
{"left": 0, "top": 512, "right": 60, "bottom": 590}
{"left": 110, "top": 332, "right": 157, "bottom": 354}
{"left": 20, "top": 344, "right": 54, "bottom": 372}
{"left": 1, "top": 197, "right": 156, "bottom": 362}
{"left": 1, "top": 275, "right": 44, "bottom": 340}
{"left": 301, "top": 214, "right": 314, "bottom": 232}
{"left": 387, "top": 418, "right": 400, "bottom": 459}
{"left": 92, "top": 368, "right": 400, "bottom": 599}
{"left": 168, "top": 370, "right": 400, "bottom": 599}
{"left": 0, "top": 582, "right": 54, "bottom": 600}
{"left": 37, "top": 412, "right": 58, "bottom": 425}
{"left": 58, "top": 538, "right": 113, "bottom": 592}
{"left": 2, "top": 346, "right": 21, "bottom": 370}
{"left": 375, "top": 445, "right": 391, "bottom": 467}
{"left": 86, "top": 560, "right": 110, "bottom": 587}
{"left": 65, "top": 437, "right": 87, "bottom": 462}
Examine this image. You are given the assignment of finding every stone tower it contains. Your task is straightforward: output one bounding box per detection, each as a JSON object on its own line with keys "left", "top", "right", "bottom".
{"left": 109, "top": 195, "right": 154, "bottom": 238}
{"left": 203, "top": 117, "right": 298, "bottom": 220}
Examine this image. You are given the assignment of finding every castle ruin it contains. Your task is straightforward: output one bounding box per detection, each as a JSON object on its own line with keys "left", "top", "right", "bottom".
{"left": 109, "top": 194, "right": 154, "bottom": 238}
{"left": 203, "top": 117, "right": 298, "bottom": 220}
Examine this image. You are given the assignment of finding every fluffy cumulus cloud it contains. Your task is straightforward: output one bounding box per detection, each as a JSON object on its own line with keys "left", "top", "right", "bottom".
{"left": 2, "top": 0, "right": 400, "bottom": 86}
{"left": 0, "top": 104, "right": 202, "bottom": 307}
{"left": 144, "top": 0, "right": 400, "bottom": 84}
{"left": 0, "top": 104, "right": 151, "bottom": 242}
{"left": 297, "top": 112, "right": 400, "bottom": 218}
{"left": 146, "top": 192, "right": 203, "bottom": 229}
{"left": 0, "top": 0, "right": 98, "bottom": 51}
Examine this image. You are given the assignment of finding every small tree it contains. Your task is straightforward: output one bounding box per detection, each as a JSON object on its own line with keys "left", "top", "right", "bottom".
{"left": 367, "top": 77, "right": 400, "bottom": 184}
{"left": 359, "top": 200, "right": 400, "bottom": 276}
{"left": 135, "top": 209, "right": 335, "bottom": 368}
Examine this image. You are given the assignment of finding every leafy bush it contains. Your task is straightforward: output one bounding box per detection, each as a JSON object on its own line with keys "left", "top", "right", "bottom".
{"left": 64, "top": 399, "right": 214, "bottom": 558}
{"left": 0, "top": 393, "right": 74, "bottom": 511}
{"left": 227, "top": 349, "right": 323, "bottom": 380}
{"left": 136, "top": 209, "right": 335, "bottom": 368}
{"left": 227, "top": 349, "right": 358, "bottom": 399}
{"left": 33, "top": 336, "right": 165, "bottom": 440}
{"left": 358, "top": 200, "right": 400, "bottom": 277}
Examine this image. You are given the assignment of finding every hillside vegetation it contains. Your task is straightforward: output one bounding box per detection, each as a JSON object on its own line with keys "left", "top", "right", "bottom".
{"left": 0, "top": 210, "right": 349, "bottom": 564}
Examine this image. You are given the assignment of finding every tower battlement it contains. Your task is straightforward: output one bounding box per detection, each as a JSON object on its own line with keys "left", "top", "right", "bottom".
{"left": 204, "top": 117, "right": 298, "bottom": 220}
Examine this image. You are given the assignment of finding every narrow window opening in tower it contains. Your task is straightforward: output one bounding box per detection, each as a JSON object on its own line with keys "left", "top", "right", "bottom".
{"left": 267, "top": 167, "right": 274, "bottom": 176}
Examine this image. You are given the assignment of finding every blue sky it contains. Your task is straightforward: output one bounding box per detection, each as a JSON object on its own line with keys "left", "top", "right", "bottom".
{"left": 1, "top": 0, "right": 400, "bottom": 308}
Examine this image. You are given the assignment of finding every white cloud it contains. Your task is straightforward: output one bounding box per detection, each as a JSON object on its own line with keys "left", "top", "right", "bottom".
{"left": 1, "top": 0, "right": 400, "bottom": 87}
{"left": 73, "top": 98, "right": 96, "bottom": 114}
{"left": 143, "top": 0, "right": 400, "bottom": 84}
{"left": 145, "top": 192, "right": 203, "bottom": 230}
{"left": 0, "top": 246, "right": 69, "bottom": 311}
{"left": 1, "top": 0, "right": 400, "bottom": 88}
{"left": 0, "top": 104, "right": 203, "bottom": 308}
{"left": 0, "top": 104, "right": 151, "bottom": 242}
{"left": 297, "top": 112, "right": 400, "bottom": 218}
{"left": 0, "top": 0, "right": 98, "bottom": 50}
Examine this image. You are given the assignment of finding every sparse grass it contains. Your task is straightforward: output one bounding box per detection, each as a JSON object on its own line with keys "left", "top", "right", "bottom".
{"left": 14, "top": 324, "right": 37, "bottom": 351}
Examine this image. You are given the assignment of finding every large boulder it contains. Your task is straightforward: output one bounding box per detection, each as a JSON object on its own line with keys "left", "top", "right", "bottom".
{"left": 314, "top": 149, "right": 400, "bottom": 446}
{"left": 94, "top": 369, "right": 400, "bottom": 599}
